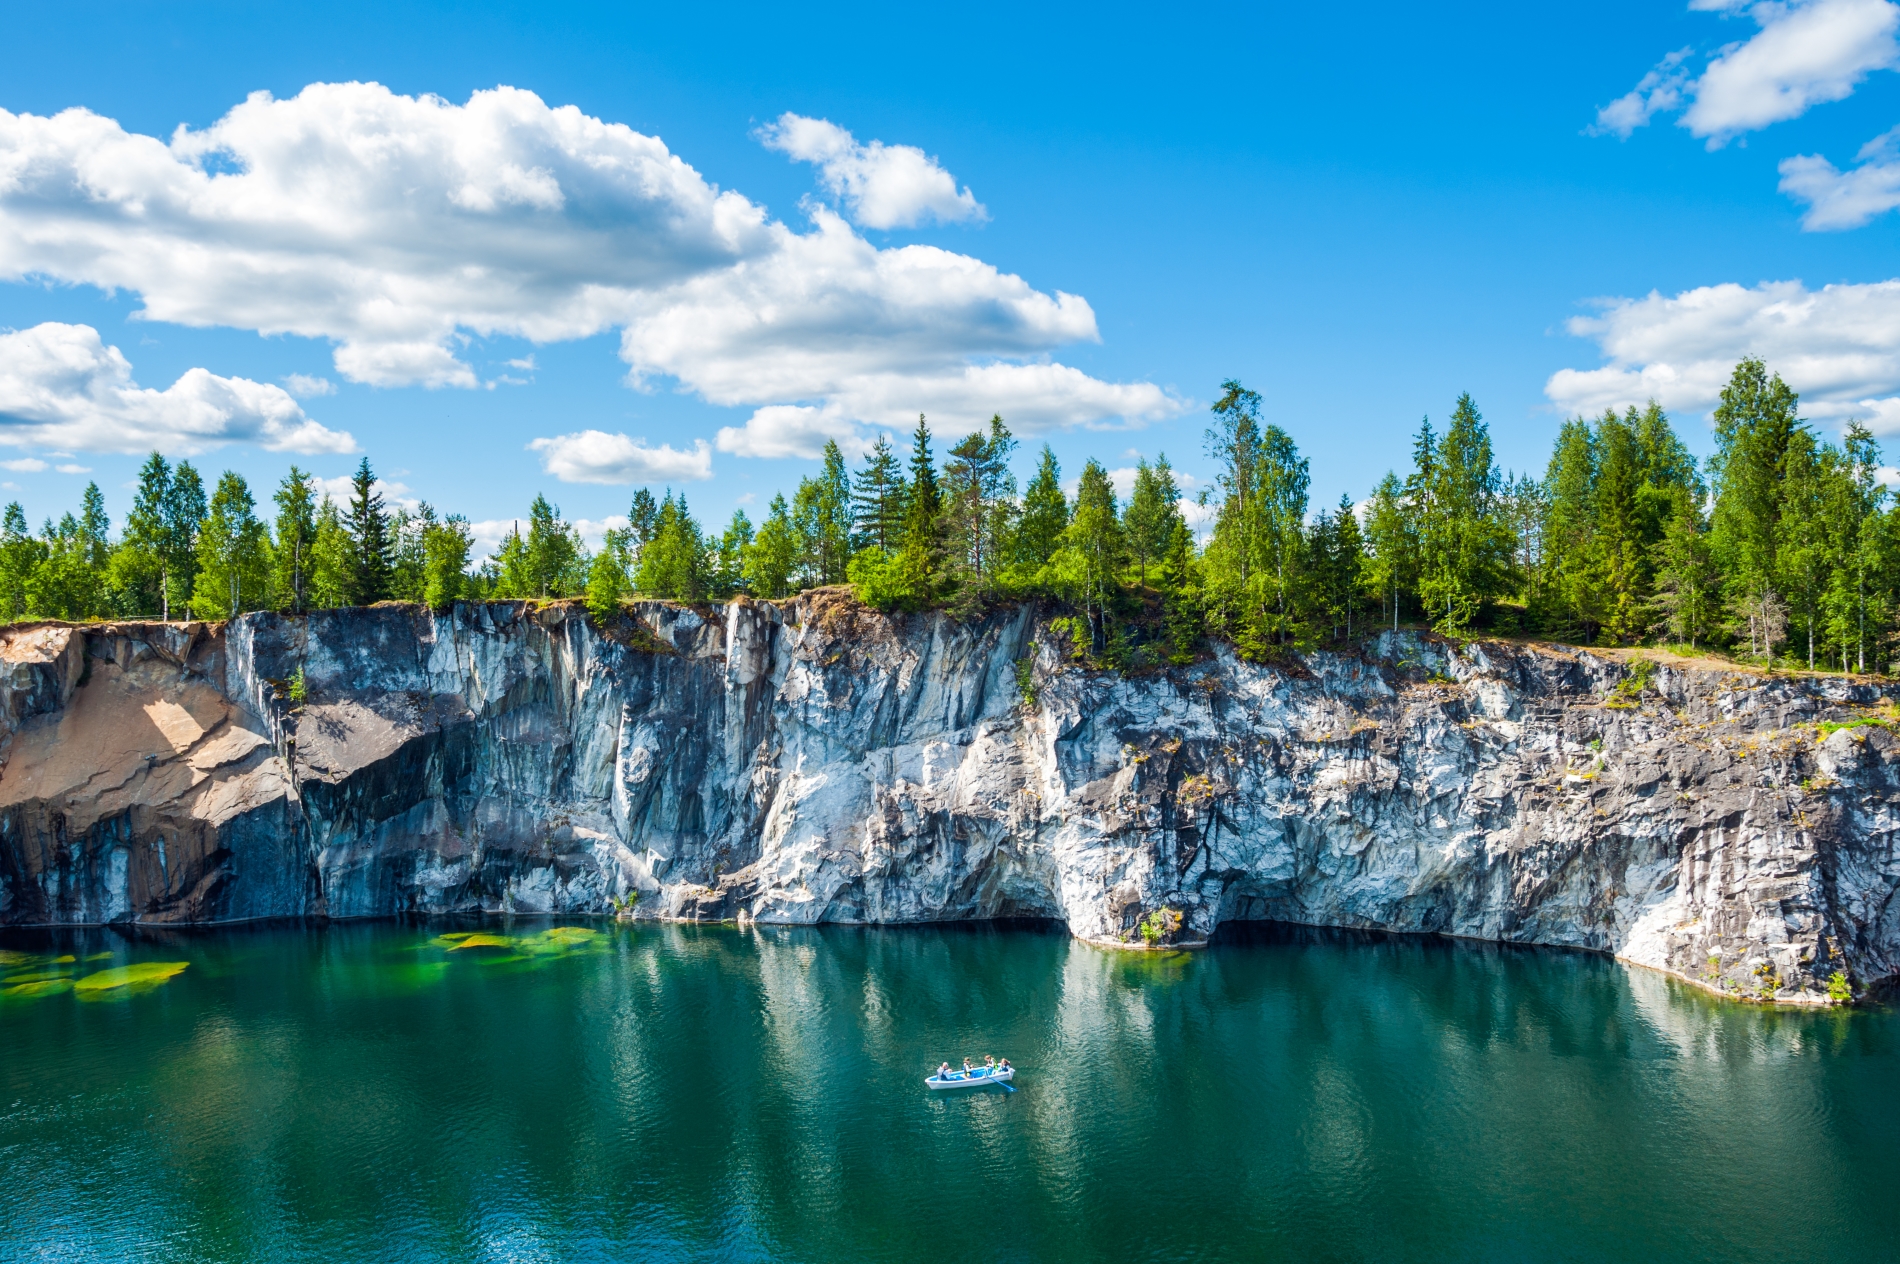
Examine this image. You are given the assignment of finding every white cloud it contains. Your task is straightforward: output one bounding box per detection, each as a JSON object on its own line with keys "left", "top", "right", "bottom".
{"left": 758, "top": 113, "right": 986, "bottom": 230}
{"left": 1592, "top": 49, "right": 1693, "bottom": 137}
{"left": 55, "top": 463, "right": 90, "bottom": 473}
{"left": 0, "top": 457, "right": 46, "bottom": 471}
{"left": 465, "top": 517, "right": 517, "bottom": 561}
{"left": 1779, "top": 124, "right": 1900, "bottom": 226}
{"left": 310, "top": 473, "right": 418, "bottom": 512}
{"left": 572, "top": 513, "right": 628, "bottom": 548}
{"left": 527, "top": 429, "right": 713, "bottom": 484}
{"left": 1687, "top": 0, "right": 1899, "bottom": 142}
{"left": 0, "top": 322, "right": 357, "bottom": 454}
{"left": 506, "top": 355, "right": 536, "bottom": 370}
{"left": 1546, "top": 277, "right": 1900, "bottom": 431}
{"left": 283, "top": 372, "right": 335, "bottom": 398}
{"left": 0, "top": 84, "right": 1165, "bottom": 445}
{"left": 1596, "top": 1, "right": 1900, "bottom": 145}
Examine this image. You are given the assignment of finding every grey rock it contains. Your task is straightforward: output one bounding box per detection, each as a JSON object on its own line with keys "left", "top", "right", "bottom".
{"left": 2, "top": 595, "right": 1895, "bottom": 1005}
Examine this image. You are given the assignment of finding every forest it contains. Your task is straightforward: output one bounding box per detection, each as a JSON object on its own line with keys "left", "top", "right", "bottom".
{"left": 1, "top": 357, "right": 1892, "bottom": 675}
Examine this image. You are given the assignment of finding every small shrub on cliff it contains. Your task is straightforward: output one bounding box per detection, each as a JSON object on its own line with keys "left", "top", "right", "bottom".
{"left": 288, "top": 667, "right": 306, "bottom": 706}
{"left": 1014, "top": 655, "right": 1037, "bottom": 708}
{"left": 1138, "top": 907, "right": 1184, "bottom": 945}
{"left": 1827, "top": 970, "right": 1853, "bottom": 1003}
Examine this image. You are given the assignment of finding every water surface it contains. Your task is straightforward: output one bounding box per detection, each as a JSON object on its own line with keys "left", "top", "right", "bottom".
{"left": 1, "top": 920, "right": 1894, "bottom": 1263}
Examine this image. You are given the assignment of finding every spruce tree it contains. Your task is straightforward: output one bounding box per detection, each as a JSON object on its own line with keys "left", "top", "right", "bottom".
{"left": 1011, "top": 445, "right": 1068, "bottom": 584}
{"left": 851, "top": 436, "right": 907, "bottom": 553}
{"left": 345, "top": 457, "right": 394, "bottom": 605}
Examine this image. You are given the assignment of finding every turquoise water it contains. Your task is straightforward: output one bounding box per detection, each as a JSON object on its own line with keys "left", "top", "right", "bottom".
{"left": 1, "top": 920, "right": 1895, "bottom": 1263}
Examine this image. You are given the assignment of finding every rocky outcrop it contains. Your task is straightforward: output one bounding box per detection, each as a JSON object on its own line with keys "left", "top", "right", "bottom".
{"left": 3, "top": 595, "right": 1897, "bottom": 1004}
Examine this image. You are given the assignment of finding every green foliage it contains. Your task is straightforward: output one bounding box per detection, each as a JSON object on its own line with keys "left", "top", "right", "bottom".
{"left": 793, "top": 440, "right": 855, "bottom": 587}
{"left": 634, "top": 493, "right": 708, "bottom": 602}
{"left": 745, "top": 493, "right": 799, "bottom": 599}
{"left": 1050, "top": 459, "right": 1126, "bottom": 655}
{"left": 850, "top": 435, "right": 907, "bottom": 554}
{"left": 272, "top": 468, "right": 318, "bottom": 614}
{"left": 288, "top": 666, "right": 307, "bottom": 705}
{"left": 1827, "top": 970, "right": 1852, "bottom": 1003}
{"left": 192, "top": 471, "right": 272, "bottom": 619}
{"left": 345, "top": 458, "right": 394, "bottom": 605}
{"left": 1137, "top": 907, "right": 1183, "bottom": 945}
{"left": 1014, "top": 655, "right": 1037, "bottom": 708}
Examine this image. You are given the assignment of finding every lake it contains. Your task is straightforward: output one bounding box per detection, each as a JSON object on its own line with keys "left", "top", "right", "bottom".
{"left": 1, "top": 920, "right": 1895, "bottom": 1263}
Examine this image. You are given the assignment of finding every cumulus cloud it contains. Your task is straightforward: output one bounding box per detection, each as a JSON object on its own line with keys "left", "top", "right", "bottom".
{"left": 527, "top": 429, "right": 713, "bottom": 484}
{"left": 0, "top": 322, "right": 357, "bottom": 454}
{"left": 0, "top": 457, "right": 47, "bottom": 472}
{"left": 1545, "top": 278, "right": 1900, "bottom": 431}
{"left": 1592, "top": 49, "right": 1694, "bottom": 138}
{"left": 758, "top": 113, "right": 986, "bottom": 229}
{"left": 0, "top": 84, "right": 1167, "bottom": 446}
{"left": 1595, "top": 0, "right": 1900, "bottom": 145}
{"left": 283, "top": 373, "right": 335, "bottom": 398}
{"left": 1688, "top": 0, "right": 1899, "bottom": 142}
{"left": 1779, "top": 124, "right": 1900, "bottom": 226}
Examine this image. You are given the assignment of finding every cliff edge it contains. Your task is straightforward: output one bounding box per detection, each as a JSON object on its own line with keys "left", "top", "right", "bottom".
{"left": 3, "top": 595, "right": 1895, "bottom": 1004}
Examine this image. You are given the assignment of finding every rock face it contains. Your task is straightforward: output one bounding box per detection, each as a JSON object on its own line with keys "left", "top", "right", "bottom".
{"left": 3, "top": 595, "right": 1897, "bottom": 1004}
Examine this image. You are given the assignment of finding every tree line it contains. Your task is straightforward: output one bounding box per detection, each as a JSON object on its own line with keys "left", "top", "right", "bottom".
{"left": 2, "top": 357, "right": 1894, "bottom": 673}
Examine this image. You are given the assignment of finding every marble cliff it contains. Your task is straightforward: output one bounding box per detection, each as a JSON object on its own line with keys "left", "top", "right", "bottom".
{"left": 2, "top": 595, "right": 1896, "bottom": 1003}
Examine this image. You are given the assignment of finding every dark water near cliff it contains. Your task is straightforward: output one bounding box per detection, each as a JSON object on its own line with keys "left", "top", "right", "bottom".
{"left": 1, "top": 921, "right": 1895, "bottom": 1264}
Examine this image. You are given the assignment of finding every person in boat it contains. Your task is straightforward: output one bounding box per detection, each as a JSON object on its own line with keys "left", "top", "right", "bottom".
{"left": 962, "top": 1058, "right": 975, "bottom": 1075}
{"left": 998, "top": 1058, "right": 1011, "bottom": 1074}
{"left": 984, "top": 1055, "right": 996, "bottom": 1072}
{"left": 938, "top": 1062, "right": 953, "bottom": 1080}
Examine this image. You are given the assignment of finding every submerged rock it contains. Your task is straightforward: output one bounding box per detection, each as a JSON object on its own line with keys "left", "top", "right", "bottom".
{"left": 2, "top": 595, "right": 1896, "bottom": 1005}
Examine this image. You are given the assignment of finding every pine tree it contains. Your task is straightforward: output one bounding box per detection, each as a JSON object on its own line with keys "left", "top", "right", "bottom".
{"left": 345, "top": 458, "right": 394, "bottom": 605}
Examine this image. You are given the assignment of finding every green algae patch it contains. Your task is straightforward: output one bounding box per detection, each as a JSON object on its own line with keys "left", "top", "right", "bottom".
{"left": 541, "top": 926, "right": 598, "bottom": 944}
{"left": 4, "top": 969, "right": 76, "bottom": 984}
{"left": 0, "top": 950, "right": 45, "bottom": 968}
{"left": 447, "top": 934, "right": 515, "bottom": 951}
{"left": 83, "top": 952, "right": 114, "bottom": 962}
{"left": 3, "top": 978, "right": 74, "bottom": 999}
{"left": 73, "top": 962, "right": 190, "bottom": 994}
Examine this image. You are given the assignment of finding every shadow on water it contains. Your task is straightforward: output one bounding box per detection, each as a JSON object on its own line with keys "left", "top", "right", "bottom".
{"left": 0, "top": 916, "right": 1895, "bottom": 1263}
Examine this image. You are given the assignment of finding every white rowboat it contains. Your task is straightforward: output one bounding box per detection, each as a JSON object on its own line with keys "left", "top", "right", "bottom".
{"left": 926, "top": 1067, "right": 1014, "bottom": 1090}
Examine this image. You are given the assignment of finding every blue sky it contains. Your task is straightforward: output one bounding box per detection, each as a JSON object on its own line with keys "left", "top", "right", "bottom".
{"left": 3, "top": 0, "right": 1898, "bottom": 552}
